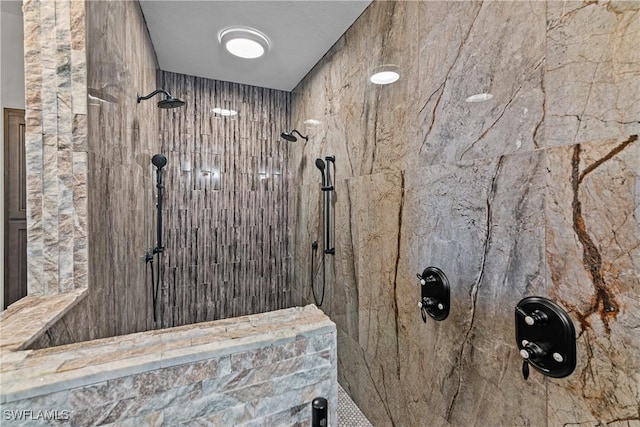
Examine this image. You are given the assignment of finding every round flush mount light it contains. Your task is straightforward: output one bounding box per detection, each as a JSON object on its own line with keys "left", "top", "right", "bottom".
{"left": 304, "top": 119, "right": 322, "bottom": 126}
{"left": 212, "top": 107, "right": 238, "bottom": 117}
{"left": 370, "top": 64, "right": 400, "bottom": 85}
{"left": 219, "top": 27, "right": 270, "bottom": 59}
{"left": 465, "top": 93, "right": 494, "bottom": 103}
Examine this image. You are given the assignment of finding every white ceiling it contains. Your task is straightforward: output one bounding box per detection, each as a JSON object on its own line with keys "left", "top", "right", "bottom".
{"left": 139, "top": 0, "right": 371, "bottom": 92}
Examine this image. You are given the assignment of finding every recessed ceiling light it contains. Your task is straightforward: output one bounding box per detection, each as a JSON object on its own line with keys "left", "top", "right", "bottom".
{"left": 304, "top": 119, "right": 322, "bottom": 126}
{"left": 465, "top": 93, "right": 494, "bottom": 103}
{"left": 370, "top": 71, "right": 400, "bottom": 85}
{"left": 212, "top": 107, "right": 238, "bottom": 117}
{"left": 219, "top": 27, "right": 270, "bottom": 59}
{"left": 369, "top": 64, "right": 400, "bottom": 85}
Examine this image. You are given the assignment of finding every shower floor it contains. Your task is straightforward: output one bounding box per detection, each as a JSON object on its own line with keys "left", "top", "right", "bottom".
{"left": 338, "top": 384, "right": 373, "bottom": 427}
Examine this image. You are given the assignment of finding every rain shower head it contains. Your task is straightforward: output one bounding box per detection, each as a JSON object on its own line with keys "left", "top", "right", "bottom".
{"left": 281, "top": 129, "right": 308, "bottom": 142}
{"left": 137, "top": 89, "right": 185, "bottom": 109}
{"left": 281, "top": 132, "right": 297, "bottom": 142}
{"left": 157, "top": 96, "right": 185, "bottom": 109}
{"left": 152, "top": 154, "right": 167, "bottom": 169}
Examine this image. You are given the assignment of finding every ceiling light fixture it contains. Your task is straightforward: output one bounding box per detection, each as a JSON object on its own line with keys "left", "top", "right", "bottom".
{"left": 465, "top": 93, "right": 494, "bottom": 103}
{"left": 370, "top": 64, "right": 400, "bottom": 85}
{"left": 212, "top": 107, "right": 238, "bottom": 117}
{"left": 219, "top": 27, "right": 270, "bottom": 59}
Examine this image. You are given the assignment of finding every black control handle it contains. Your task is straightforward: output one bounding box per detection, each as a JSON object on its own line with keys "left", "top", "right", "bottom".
{"left": 515, "top": 297, "right": 576, "bottom": 380}
{"left": 417, "top": 267, "right": 450, "bottom": 322}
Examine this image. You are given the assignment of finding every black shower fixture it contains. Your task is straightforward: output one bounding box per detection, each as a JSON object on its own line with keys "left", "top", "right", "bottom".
{"left": 315, "top": 158, "right": 326, "bottom": 187}
{"left": 146, "top": 153, "right": 168, "bottom": 323}
{"left": 151, "top": 154, "right": 167, "bottom": 255}
{"left": 281, "top": 129, "right": 308, "bottom": 142}
{"left": 152, "top": 153, "right": 167, "bottom": 170}
{"left": 317, "top": 156, "right": 335, "bottom": 255}
{"left": 137, "top": 89, "right": 185, "bottom": 109}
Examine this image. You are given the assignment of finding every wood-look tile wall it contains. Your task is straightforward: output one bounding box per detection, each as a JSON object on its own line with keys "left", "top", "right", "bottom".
{"left": 157, "top": 71, "right": 292, "bottom": 328}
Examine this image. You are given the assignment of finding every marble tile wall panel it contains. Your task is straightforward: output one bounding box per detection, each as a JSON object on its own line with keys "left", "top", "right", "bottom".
{"left": 546, "top": 1, "right": 640, "bottom": 146}
{"left": 396, "top": 152, "right": 548, "bottom": 427}
{"left": 290, "top": 1, "right": 640, "bottom": 426}
{"left": 22, "top": 0, "right": 88, "bottom": 296}
{"left": 290, "top": 1, "right": 420, "bottom": 186}
{"left": 545, "top": 136, "right": 639, "bottom": 425}
{"left": 418, "top": 1, "right": 546, "bottom": 165}
{"left": 157, "top": 71, "right": 292, "bottom": 328}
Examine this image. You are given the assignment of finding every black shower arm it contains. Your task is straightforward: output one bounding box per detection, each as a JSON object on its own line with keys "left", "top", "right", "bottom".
{"left": 137, "top": 89, "right": 171, "bottom": 103}
{"left": 291, "top": 129, "right": 309, "bottom": 141}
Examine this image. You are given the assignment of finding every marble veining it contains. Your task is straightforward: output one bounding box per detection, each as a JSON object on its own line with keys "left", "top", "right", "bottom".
{"left": 291, "top": 1, "right": 640, "bottom": 426}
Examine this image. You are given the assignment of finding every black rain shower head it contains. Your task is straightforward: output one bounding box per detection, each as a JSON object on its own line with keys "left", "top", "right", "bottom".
{"left": 281, "top": 129, "right": 308, "bottom": 142}
{"left": 137, "top": 89, "right": 185, "bottom": 109}
{"left": 152, "top": 154, "right": 167, "bottom": 169}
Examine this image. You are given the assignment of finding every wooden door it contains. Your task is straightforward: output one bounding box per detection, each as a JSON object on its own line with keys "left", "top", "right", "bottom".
{"left": 4, "top": 108, "right": 27, "bottom": 308}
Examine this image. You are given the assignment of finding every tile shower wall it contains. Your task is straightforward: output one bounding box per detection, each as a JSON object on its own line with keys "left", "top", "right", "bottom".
{"left": 290, "top": 1, "right": 639, "bottom": 426}
{"left": 157, "top": 71, "right": 292, "bottom": 328}
{"left": 3, "top": 306, "right": 337, "bottom": 427}
{"left": 22, "top": 0, "right": 88, "bottom": 295}
{"left": 29, "top": 0, "right": 160, "bottom": 347}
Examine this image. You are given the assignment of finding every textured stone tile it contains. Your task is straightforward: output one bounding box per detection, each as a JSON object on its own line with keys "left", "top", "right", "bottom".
{"left": 22, "top": 0, "right": 90, "bottom": 297}
{"left": 3, "top": 306, "right": 334, "bottom": 408}
{"left": 132, "top": 359, "right": 218, "bottom": 395}
{"left": 100, "top": 410, "right": 163, "bottom": 427}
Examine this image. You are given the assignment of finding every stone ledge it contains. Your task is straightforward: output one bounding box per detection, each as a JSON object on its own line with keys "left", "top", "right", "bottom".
{"left": 0, "top": 288, "right": 88, "bottom": 353}
{"left": 0, "top": 305, "right": 335, "bottom": 404}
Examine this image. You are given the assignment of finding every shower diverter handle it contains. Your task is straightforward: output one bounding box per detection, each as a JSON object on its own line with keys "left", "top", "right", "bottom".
{"left": 515, "top": 297, "right": 576, "bottom": 381}
{"left": 416, "top": 267, "right": 450, "bottom": 322}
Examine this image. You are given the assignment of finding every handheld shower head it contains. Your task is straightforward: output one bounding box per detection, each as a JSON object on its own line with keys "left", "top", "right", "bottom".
{"left": 281, "top": 129, "right": 309, "bottom": 142}
{"left": 152, "top": 154, "right": 167, "bottom": 169}
{"left": 315, "top": 158, "right": 326, "bottom": 187}
{"left": 137, "top": 89, "right": 185, "bottom": 109}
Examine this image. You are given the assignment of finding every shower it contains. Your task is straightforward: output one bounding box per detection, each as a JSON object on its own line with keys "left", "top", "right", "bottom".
{"left": 320, "top": 156, "right": 335, "bottom": 255}
{"left": 146, "top": 153, "right": 168, "bottom": 323}
{"left": 311, "top": 155, "right": 335, "bottom": 307}
{"left": 281, "top": 129, "right": 309, "bottom": 142}
{"left": 137, "top": 89, "right": 185, "bottom": 109}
